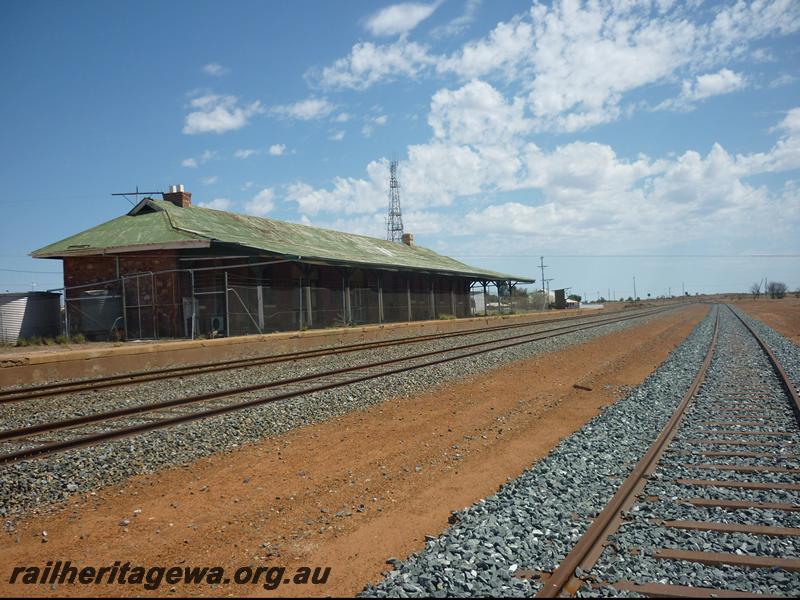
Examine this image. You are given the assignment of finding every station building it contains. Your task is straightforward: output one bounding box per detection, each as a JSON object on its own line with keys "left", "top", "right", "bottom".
{"left": 32, "top": 188, "right": 533, "bottom": 340}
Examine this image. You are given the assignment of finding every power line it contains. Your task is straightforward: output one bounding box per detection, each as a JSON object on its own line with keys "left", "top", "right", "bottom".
{"left": 453, "top": 254, "right": 800, "bottom": 259}
{"left": 0, "top": 268, "right": 62, "bottom": 274}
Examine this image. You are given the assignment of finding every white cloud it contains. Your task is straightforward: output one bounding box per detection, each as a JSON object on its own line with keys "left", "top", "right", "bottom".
{"left": 436, "top": 16, "right": 533, "bottom": 82}
{"left": 520, "top": 2, "right": 694, "bottom": 131}
{"left": 777, "top": 107, "right": 800, "bottom": 134}
{"left": 182, "top": 149, "right": 217, "bottom": 168}
{"left": 743, "top": 107, "right": 800, "bottom": 173}
{"left": 203, "top": 63, "right": 228, "bottom": 76}
{"left": 201, "top": 176, "right": 219, "bottom": 185}
{"left": 197, "top": 198, "right": 233, "bottom": 211}
{"left": 334, "top": 112, "right": 351, "bottom": 122}
{"left": 285, "top": 160, "right": 388, "bottom": 217}
{"left": 316, "top": 39, "right": 434, "bottom": 90}
{"left": 330, "top": 130, "right": 346, "bottom": 141}
{"left": 268, "top": 144, "right": 286, "bottom": 156}
{"left": 364, "top": 1, "right": 442, "bottom": 37}
{"left": 271, "top": 98, "right": 335, "bottom": 120}
{"left": 431, "top": 0, "right": 481, "bottom": 38}
{"left": 234, "top": 148, "right": 259, "bottom": 159}
{"left": 704, "top": 0, "right": 800, "bottom": 60}
{"left": 313, "top": 0, "right": 800, "bottom": 131}
{"left": 183, "top": 94, "right": 263, "bottom": 134}
{"left": 461, "top": 141, "right": 786, "bottom": 248}
{"left": 282, "top": 102, "right": 800, "bottom": 251}
{"left": 245, "top": 188, "right": 275, "bottom": 216}
{"left": 655, "top": 68, "right": 748, "bottom": 111}
{"left": 682, "top": 68, "right": 747, "bottom": 101}
{"left": 769, "top": 73, "right": 797, "bottom": 88}
{"left": 362, "top": 114, "right": 389, "bottom": 138}
{"left": 428, "top": 80, "right": 532, "bottom": 145}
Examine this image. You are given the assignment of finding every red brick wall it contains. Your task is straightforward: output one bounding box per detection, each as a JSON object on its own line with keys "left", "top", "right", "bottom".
{"left": 63, "top": 251, "right": 181, "bottom": 338}
{"left": 63, "top": 251, "right": 178, "bottom": 295}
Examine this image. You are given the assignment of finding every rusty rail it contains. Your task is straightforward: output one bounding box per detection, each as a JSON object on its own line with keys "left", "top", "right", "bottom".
{"left": 536, "top": 308, "right": 721, "bottom": 597}
{"left": 0, "top": 305, "right": 676, "bottom": 404}
{"left": 0, "top": 305, "right": 689, "bottom": 466}
{"left": 537, "top": 303, "right": 800, "bottom": 597}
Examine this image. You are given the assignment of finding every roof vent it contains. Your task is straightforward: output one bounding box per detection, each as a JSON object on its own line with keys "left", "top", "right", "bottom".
{"left": 163, "top": 184, "right": 192, "bottom": 208}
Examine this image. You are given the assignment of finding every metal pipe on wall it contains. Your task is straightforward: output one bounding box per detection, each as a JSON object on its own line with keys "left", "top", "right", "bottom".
{"left": 190, "top": 270, "right": 196, "bottom": 340}
{"left": 377, "top": 278, "right": 384, "bottom": 323}
{"left": 224, "top": 271, "right": 230, "bottom": 337}
{"left": 406, "top": 278, "right": 412, "bottom": 321}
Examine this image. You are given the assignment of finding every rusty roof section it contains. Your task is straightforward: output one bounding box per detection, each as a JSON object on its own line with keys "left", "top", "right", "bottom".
{"left": 31, "top": 199, "right": 534, "bottom": 282}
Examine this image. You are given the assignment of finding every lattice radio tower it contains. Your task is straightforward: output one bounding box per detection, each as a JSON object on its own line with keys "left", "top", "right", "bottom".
{"left": 386, "top": 159, "right": 404, "bottom": 242}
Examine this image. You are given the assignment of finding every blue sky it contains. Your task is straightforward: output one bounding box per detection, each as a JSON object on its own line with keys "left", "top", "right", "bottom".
{"left": 1, "top": 0, "right": 798, "bottom": 300}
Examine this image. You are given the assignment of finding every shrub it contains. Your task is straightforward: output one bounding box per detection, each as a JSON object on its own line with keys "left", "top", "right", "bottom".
{"left": 766, "top": 281, "right": 787, "bottom": 299}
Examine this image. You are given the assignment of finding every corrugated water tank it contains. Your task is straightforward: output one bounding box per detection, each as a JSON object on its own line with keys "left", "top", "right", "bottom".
{"left": 0, "top": 292, "right": 61, "bottom": 344}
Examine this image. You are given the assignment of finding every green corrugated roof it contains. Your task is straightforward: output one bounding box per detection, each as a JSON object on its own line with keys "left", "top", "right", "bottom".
{"left": 32, "top": 199, "right": 533, "bottom": 282}
{"left": 31, "top": 209, "right": 207, "bottom": 256}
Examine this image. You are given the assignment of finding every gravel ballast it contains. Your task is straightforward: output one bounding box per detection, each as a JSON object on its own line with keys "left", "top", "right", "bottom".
{"left": 361, "top": 305, "right": 800, "bottom": 598}
{"left": 361, "top": 307, "right": 718, "bottom": 598}
{"left": 587, "top": 306, "right": 800, "bottom": 596}
{"left": 0, "top": 306, "right": 686, "bottom": 517}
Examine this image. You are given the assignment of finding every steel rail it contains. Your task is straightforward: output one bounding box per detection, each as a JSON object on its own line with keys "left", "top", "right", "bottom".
{"left": 537, "top": 303, "right": 800, "bottom": 598}
{"left": 726, "top": 306, "right": 800, "bottom": 426}
{"left": 536, "top": 307, "right": 721, "bottom": 598}
{"left": 0, "top": 304, "right": 690, "bottom": 466}
{"left": 0, "top": 308, "right": 680, "bottom": 443}
{"left": 0, "top": 305, "right": 674, "bottom": 404}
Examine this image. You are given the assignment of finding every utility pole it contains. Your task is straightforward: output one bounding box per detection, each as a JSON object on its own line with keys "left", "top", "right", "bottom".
{"left": 539, "top": 256, "right": 548, "bottom": 309}
{"left": 633, "top": 276, "right": 637, "bottom": 302}
{"left": 682, "top": 281, "right": 685, "bottom": 297}
{"left": 539, "top": 257, "right": 547, "bottom": 296}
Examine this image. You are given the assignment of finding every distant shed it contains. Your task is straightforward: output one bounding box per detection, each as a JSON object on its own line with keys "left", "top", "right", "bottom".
{"left": 0, "top": 292, "right": 61, "bottom": 344}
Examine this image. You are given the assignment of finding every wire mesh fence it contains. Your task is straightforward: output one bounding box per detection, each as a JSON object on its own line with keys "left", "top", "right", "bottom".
{"left": 59, "top": 260, "right": 522, "bottom": 341}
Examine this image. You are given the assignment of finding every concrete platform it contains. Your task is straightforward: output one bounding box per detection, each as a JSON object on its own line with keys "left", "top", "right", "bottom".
{"left": 0, "top": 308, "right": 610, "bottom": 387}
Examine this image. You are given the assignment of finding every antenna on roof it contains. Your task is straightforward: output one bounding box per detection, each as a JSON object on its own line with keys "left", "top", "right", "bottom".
{"left": 386, "top": 158, "right": 404, "bottom": 243}
{"left": 111, "top": 185, "right": 161, "bottom": 206}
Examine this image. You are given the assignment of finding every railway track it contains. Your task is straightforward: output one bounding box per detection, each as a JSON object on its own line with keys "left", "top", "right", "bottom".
{"left": 0, "top": 304, "right": 686, "bottom": 466}
{"left": 0, "top": 305, "right": 676, "bottom": 405}
{"left": 537, "top": 304, "right": 800, "bottom": 598}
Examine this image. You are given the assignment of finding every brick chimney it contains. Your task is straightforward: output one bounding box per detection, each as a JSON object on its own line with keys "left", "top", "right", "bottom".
{"left": 163, "top": 184, "right": 192, "bottom": 208}
{"left": 401, "top": 233, "right": 414, "bottom": 246}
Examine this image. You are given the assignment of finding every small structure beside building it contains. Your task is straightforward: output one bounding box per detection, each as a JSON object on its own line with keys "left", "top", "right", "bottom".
{"left": 0, "top": 292, "right": 61, "bottom": 344}
{"left": 32, "top": 187, "right": 534, "bottom": 340}
{"left": 553, "top": 288, "right": 567, "bottom": 309}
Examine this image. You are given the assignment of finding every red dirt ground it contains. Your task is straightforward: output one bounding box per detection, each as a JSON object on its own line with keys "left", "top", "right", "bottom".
{"left": 0, "top": 304, "right": 708, "bottom": 598}
{"left": 731, "top": 297, "right": 800, "bottom": 344}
